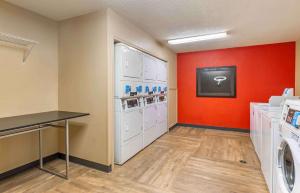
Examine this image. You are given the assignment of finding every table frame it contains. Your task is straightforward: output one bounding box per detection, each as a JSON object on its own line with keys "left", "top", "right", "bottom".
{"left": 0, "top": 120, "right": 70, "bottom": 179}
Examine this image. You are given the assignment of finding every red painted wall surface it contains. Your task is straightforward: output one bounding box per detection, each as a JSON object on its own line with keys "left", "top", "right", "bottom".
{"left": 177, "top": 42, "right": 295, "bottom": 130}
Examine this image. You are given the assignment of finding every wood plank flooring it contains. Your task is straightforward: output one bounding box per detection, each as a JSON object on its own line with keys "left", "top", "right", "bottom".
{"left": 0, "top": 126, "right": 269, "bottom": 193}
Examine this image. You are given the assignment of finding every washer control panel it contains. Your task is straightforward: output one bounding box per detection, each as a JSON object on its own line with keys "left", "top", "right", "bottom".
{"left": 281, "top": 100, "right": 300, "bottom": 131}
{"left": 286, "top": 108, "right": 300, "bottom": 129}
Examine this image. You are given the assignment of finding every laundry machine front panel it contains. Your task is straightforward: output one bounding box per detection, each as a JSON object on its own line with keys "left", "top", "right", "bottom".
{"left": 156, "top": 59, "right": 167, "bottom": 82}
{"left": 121, "top": 108, "right": 143, "bottom": 143}
{"left": 143, "top": 54, "right": 157, "bottom": 81}
{"left": 143, "top": 104, "right": 157, "bottom": 131}
{"left": 157, "top": 102, "right": 167, "bottom": 123}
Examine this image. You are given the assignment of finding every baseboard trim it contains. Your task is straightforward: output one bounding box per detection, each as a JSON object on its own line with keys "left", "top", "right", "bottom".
{"left": 169, "top": 123, "right": 178, "bottom": 131}
{"left": 57, "top": 153, "right": 112, "bottom": 173}
{"left": 0, "top": 153, "right": 112, "bottom": 181}
{"left": 176, "top": 123, "right": 250, "bottom": 133}
{"left": 0, "top": 153, "right": 59, "bottom": 181}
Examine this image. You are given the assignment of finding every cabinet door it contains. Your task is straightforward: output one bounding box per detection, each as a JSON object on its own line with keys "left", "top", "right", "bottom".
{"left": 143, "top": 54, "right": 156, "bottom": 80}
{"left": 122, "top": 47, "right": 143, "bottom": 79}
{"left": 122, "top": 109, "right": 143, "bottom": 143}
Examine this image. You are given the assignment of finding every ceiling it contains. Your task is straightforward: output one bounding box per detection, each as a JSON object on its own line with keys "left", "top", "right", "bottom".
{"left": 5, "top": 0, "right": 300, "bottom": 53}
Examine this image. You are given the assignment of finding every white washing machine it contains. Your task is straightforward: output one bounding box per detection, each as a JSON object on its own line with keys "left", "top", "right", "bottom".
{"left": 276, "top": 100, "right": 300, "bottom": 193}
{"left": 143, "top": 95, "right": 158, "bottom": 147}
{"left": 156, "top": 94, "right": 168, "bottom": 137}
{"left": 251, "top": 103, "right": 280, "bottom": 160}
{"left": 261, "top": 109, "right": 281, "bottom": 193}
{"left": 114, "top": 98, "right": 143, "bottom": 165}
{"left": 250, "top": 102, "right": 268, "bottom": 151}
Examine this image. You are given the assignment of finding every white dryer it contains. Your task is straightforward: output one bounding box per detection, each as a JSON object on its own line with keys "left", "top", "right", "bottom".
{"left": 276, "top": 100, "right": 300, "bottom": 193}
{"left": 115, "top": 43, "right": 143, "bottom": 81}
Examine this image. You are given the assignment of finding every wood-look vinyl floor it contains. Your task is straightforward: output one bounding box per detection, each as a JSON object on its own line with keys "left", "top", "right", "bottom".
{"left": 0, "top": 126, "right": 269, "bottom": 193}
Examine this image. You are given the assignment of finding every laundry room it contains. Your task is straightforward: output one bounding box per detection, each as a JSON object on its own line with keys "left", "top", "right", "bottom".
{"left": 0, "top": 1, "right": 300, "bottom": 193}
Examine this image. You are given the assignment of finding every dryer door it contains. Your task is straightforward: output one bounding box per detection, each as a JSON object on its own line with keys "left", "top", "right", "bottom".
{"left": 122, "top": 47, "right": 143, "bottom": 79}
{"left": 278, "top": 138, "right": 300, "bottom": 193}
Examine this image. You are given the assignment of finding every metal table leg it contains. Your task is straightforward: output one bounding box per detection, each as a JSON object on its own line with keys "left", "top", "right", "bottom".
{"left": 65, "top": 120, "right": 69, "bottom": 179}
{"left": 38, "top": 120, "right": 70, "bottom": 180}
{"left": 39, "top": 129, "right": 43, "bottom": 169}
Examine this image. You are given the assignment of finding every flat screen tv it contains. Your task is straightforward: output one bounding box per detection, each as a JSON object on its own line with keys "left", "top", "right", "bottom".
{"left": 196, "top": 66, "right": 236, "bottom": 97}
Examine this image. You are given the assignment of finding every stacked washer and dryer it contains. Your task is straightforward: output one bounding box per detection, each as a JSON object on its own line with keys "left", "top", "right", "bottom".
{"left": 114, "top": 43, "right": 168, "bottom": 165}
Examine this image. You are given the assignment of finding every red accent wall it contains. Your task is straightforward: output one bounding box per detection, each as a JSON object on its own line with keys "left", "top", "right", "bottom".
{"left": 177, "top": 42, "right": 295, "bottom": 130}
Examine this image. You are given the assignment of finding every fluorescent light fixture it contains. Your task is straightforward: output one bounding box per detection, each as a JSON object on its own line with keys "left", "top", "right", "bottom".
{"left": 168, "top": 32, "right": 228, "bottom": 45}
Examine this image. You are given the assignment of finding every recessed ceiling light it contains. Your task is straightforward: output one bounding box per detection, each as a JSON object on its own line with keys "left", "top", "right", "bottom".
{"left": 168, "top": 32, "right": 228, "bottom": 45}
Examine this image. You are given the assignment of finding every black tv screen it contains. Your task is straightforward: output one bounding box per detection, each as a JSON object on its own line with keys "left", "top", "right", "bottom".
{"left": 196, "top": 66, "right": 236, "bottom": 97}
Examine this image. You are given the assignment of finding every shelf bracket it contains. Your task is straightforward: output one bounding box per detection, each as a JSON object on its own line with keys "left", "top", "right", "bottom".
{"left": 23, "top": 45, "right": 34, "bottom": 63}
{"left": 0, "top": 32, "right": 39, "bottom": 63}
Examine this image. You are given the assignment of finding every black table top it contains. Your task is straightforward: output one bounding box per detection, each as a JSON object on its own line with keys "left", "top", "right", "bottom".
{"left": 0, "top": 111, "right": 89, "bottom": 134}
